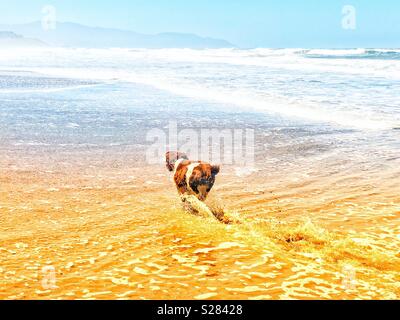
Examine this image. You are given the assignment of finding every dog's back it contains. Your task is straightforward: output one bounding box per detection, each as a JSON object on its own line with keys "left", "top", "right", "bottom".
{"left": 166, "top": 152, "right": 220, "bottom": 201}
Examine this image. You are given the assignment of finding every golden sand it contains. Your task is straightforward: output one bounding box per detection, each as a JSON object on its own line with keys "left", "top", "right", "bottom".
{"left": 0, "top": 152, "right": 399, "bottom": 300}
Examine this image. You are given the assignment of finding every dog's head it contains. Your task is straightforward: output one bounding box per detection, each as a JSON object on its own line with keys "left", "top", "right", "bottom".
{"left": 166, "top": 151, "right": 189, "bottom": 172}
{"left": 187, "top": 163, "right": 220, "bottom": 201}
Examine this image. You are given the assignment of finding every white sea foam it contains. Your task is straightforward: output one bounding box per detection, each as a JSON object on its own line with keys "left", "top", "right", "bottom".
{"left": 305, "top": 49, "right": 368, "bottom": 56}
{"left": 0, "top": 48, "right": 399, "bottom": 130}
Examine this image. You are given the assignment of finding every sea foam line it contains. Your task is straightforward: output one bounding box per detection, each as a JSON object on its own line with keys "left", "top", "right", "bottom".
{"left": 5, "top": 67, "right": 396, "bottom": 131}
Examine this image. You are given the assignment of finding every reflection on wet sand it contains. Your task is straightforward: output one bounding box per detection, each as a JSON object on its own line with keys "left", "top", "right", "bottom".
{"left": 0, "top": 150, "right": 399, "bottom": 300}
{"left": 1, "top": 51, "right": 399, "bottom": 300}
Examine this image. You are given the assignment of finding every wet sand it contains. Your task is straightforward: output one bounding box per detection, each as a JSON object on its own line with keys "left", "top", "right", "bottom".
{"left": 0, "top": 80, "right": 399, "bottom": 300}
{"left": 0, "top": 145, "right": 399, "bottom": 300}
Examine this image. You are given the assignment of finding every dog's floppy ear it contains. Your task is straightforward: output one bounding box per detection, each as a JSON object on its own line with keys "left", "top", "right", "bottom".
{"left": 166, "top": 151, "right": 188, "bottom": 172}
{"left": 177, "top": 151, "right": 188, "bottom": 160}
{"left": 165, "top": 151, "right": 175, "bottom": 172}
{"left": 211, "top": 164, "right": 220, "bottom": 175}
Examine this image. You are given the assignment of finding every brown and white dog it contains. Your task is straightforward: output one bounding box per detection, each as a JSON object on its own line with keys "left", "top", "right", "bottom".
{"left": 166, "top": 151, "right": 220, "bottom": 201}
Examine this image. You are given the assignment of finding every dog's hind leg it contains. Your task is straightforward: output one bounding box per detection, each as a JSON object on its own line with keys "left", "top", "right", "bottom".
{"left": 180, "top": 194, "right": 217, "bottom": 220}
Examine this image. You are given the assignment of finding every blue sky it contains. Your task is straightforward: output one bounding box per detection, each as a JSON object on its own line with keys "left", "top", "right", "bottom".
{"left": 0, "top": 0, "right": 399, "bottom": 47}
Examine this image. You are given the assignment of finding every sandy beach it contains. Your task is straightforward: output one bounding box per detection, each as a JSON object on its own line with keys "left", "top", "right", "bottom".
{"left": 0, "top": 49, "right": 399, "bottom": 300}
{"left": 1, "top": 105, "right": 399, "bottom": 300}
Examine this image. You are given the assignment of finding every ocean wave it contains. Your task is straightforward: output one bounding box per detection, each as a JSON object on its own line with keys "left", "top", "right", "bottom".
{"left": 1, "top": 48, "right": 398, "bottom": 131}
{"left": 121, "top": 75, "right": 397, "bottom": 131}
{"left": 303, "top": 48, "right": 400, "bottom": 60}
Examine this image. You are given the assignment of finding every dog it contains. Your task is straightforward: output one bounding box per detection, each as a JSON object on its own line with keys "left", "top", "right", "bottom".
{"left": 165, "top": 151, "right": 220, "bottom": 202}
{"left": 166, "top": 151, "right": 238, "bottom": 224}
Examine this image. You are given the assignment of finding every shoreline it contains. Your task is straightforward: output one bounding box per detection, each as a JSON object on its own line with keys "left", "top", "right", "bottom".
{"left": 0, "top": 149, "right": 399, "bottom": 299}
{"left": 0, "top": 63, "right": 399, "bottom": 300}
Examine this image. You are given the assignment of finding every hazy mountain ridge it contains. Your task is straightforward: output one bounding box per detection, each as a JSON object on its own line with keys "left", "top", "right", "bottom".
{"left": 0, "top": 21, "right": 235, "bottom": 48}
{"left": 0, "top": 31, "right": 22, "bottom": 39}
{"left": 0, "top": 30, "right": 47, "bottom": 47}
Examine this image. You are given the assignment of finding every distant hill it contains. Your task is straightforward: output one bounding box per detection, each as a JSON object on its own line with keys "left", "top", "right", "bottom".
{"left": 0, "top": 31, "right": 22, "bottom": 39}
{"left": 0, "top": 22, "right": 235, "bottom": 49}
{"left": 0, "top": 31, "right": 47, "bottom": 47}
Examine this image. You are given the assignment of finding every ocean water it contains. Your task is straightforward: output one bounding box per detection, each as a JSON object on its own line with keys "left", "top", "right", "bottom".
{"left": 0, "top": 48, "right": 399, "bottom": 168}
{"left": 0, "top": 48, "right": 400, "bottom": 130}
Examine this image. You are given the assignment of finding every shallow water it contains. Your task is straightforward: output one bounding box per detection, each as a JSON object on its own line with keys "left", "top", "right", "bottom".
{"left": 0, "top": 160, "right": 399, "bottom": 299}
{"left": 0, "top": 50, "right": 399, "bottom": 299}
